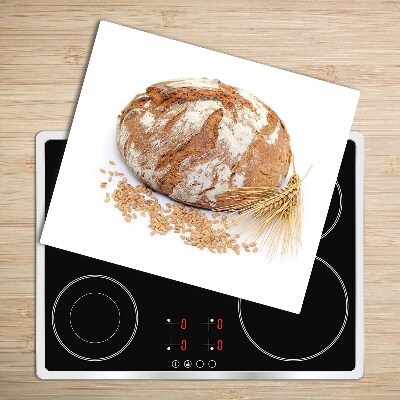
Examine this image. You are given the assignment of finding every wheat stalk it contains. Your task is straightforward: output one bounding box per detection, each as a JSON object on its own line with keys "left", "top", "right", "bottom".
{"left": 215, "top": 164, "right": 313, "bottom": 260}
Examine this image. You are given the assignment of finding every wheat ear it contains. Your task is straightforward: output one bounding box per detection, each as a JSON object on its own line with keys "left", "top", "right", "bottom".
{"left": 214, "top": 164, "right": 313, "bottom": 260}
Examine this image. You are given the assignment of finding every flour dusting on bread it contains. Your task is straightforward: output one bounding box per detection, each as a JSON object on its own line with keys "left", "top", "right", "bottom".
{"left": 164, "top": 78, "right": 221, "bottom": 89}
{"left": 139, "top": 111, "right": 155, "bottom": 130}
{"left": 117, "top": 78, "right": 292, "bottom": 209}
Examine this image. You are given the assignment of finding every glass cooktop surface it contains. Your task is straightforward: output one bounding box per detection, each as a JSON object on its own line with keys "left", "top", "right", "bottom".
{"left": 36, "top": 131, "right": 364, "bottom": 379}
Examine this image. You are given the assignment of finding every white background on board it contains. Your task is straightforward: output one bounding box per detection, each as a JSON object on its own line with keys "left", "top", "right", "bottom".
{"left": 41, "top": 21, "right": 359, "bottom": 313}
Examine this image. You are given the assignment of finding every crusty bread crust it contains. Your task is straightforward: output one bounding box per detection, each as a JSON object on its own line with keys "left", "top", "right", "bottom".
{"left": 117, "top": 78, "right": 292, "bottom": 209}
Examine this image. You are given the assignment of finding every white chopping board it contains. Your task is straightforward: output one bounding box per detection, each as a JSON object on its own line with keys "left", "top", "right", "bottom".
{"left": 41, "top": 21, "right": 360, "bottom": 314}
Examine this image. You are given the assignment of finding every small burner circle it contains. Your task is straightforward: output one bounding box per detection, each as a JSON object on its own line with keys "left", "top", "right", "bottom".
{"left": 238, "top": 257, "right": 349, "bottom": 362}
{"left": 69, "top": 292, "right": 120, "bottom": 343}
{"left": 321, "top": 182, "right": 342, "bottom": 239}
{"left": 52, "top": 275, "right": 138, "bottom": 362}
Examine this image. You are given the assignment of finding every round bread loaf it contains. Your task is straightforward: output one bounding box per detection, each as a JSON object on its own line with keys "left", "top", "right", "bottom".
{"left": 116, "top": 78, "right": 292, "bottom": 209}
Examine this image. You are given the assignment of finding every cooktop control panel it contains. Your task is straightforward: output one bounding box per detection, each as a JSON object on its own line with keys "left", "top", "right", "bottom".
{"left": 36, "top": 131, "right": 364, "bottom": 379}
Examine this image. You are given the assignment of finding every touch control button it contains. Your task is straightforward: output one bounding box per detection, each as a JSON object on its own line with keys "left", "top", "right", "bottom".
{"left": 195, "top": 360, "right": 204, "bottom": 369}
{"left": 208, "top": 359, "right": 216, "bottom": 369}
{"left": 183, "top": 360, "right": 192, "bottom": 369}
{"left": 171, "top": 360, "right": 179, "bottom": 369}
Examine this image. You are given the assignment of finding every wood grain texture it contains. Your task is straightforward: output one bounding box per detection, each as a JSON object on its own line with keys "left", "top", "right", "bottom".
{"left": 0, "top": 0, "right": 399, "bottom": 398}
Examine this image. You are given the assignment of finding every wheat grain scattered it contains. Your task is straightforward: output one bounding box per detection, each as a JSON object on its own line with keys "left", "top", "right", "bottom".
{"left": 99, "top": 162, "right": 261, "bottom": 256}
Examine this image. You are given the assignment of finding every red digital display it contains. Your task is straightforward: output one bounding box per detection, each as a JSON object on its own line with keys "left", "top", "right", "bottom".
{"left": 180, "top": 318, "right": 187, "bottom": 330}
{"left": 165, "top": 316, "right": 224, "bottom": 352}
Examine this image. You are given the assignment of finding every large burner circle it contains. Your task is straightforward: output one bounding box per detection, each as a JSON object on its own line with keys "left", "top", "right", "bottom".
{"left": 52, "top": 275, "right": 138, "bottom": 361}
{"left": 238, "top": 257, "right": 348, "bottom": 361}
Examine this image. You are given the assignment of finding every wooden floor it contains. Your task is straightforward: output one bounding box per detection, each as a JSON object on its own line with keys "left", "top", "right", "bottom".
{"left": 1, "top": 0, "right": 399, "bottom": 398}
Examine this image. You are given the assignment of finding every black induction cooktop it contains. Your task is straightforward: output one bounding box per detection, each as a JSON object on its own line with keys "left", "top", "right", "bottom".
{"left": 36, "top": 131, "right": 364, "bottom": 379}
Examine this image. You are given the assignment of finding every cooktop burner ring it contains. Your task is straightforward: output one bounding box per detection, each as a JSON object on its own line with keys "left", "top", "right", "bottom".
{"left": 69, "top": 292, "right": 121, "bottom": 344}
{"left": 321, "top": 182, "right": 342, "bottom": 239}
{"left": 52, "top": 274, "right": 138, "bottom": 362}
{"left": 238, "top": 256, "right": 349, "bottom": 362}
